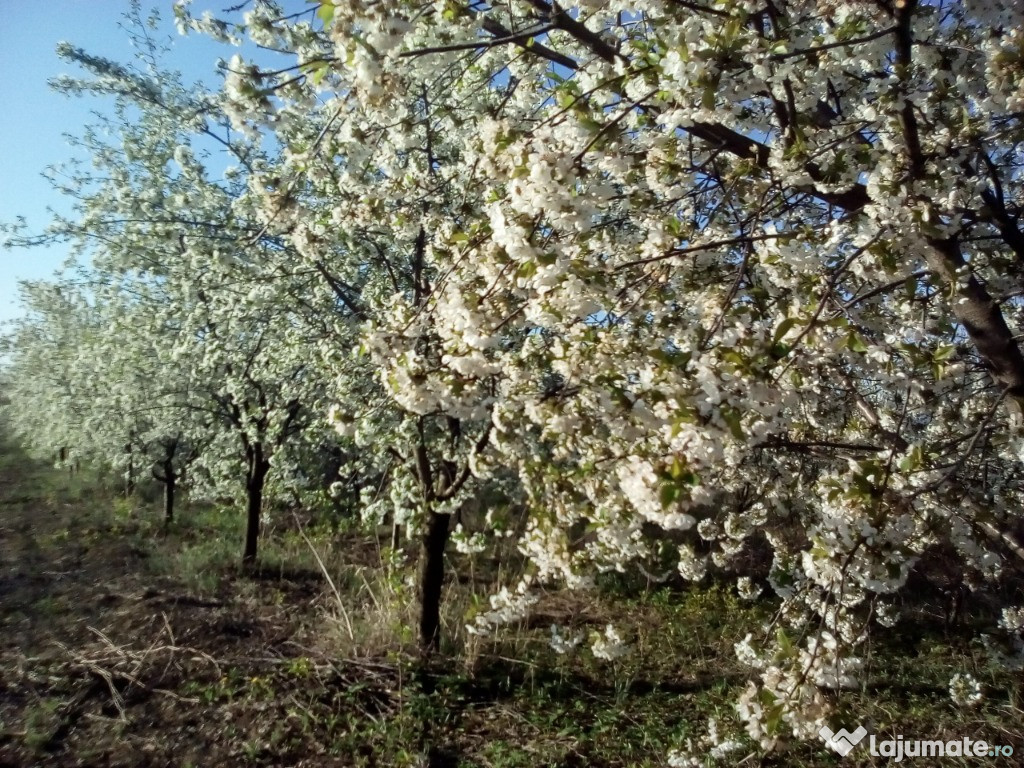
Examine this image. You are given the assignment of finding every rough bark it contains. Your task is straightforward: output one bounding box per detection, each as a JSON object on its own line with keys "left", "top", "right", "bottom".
{"left": 125, "top": 443, "right": 135, "bottom": 497}
{"left": 922, "top": 236, "right": 1024, "bottom": 400}
{"left": 418, "top": 509, "right": 452, "bottom": 652}
{"left": 163, "top": 463, "right": 176, "bottom": 525}
{"left": 891, "top": 0, "right": 1024, "bottom": 410}
{"left": 243, "top": 443, "right": 270, "bottom": 566}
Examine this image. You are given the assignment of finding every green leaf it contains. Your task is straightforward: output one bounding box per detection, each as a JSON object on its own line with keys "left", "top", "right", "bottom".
{"left": 300, "top": 60, "right": 330, "bottom": 85}
{"left": 722, "top": 350, "right": 746, "bottom": 369}
{"left": 772, "top": 317, "right": 798, "bottom": 346}
{"left": 652, "top": 348, "right": 690, "bottom": 369}
{"left": 701, "top": 85, "right": 716, "bottom": 110}
{"left": 847, "top": 331, "right": 869, "bottom": 354}
{"left": 669, "top": 456, "right": 687, "bottom": 480}
{"left": 516, "top": 261, "right": 537, "bottom": 279}
{"left": 316, "top": 2, "right": 335, "bottom": 26}
{"left": 775, "top": 627, "right": 793, "bottom": 655}
{"left": 660, "top": 484, "right": 679, "bottom": 508}
{"left": 440, "top": 1, "right": 462, "bottom": 20}
{"left": 898, "top": 444, "right": 923, "bottom": 472}
{"left": 720, "top": 407, "right": 744, "bottom": 440}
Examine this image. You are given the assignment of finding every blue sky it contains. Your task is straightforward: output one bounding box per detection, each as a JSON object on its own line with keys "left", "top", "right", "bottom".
{"left": 0, "top": 1, "right": 235, "bottom": 328}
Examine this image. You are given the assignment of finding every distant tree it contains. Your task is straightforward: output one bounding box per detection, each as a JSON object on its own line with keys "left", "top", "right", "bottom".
{"left": 2, "top": 4, "right": 346, "bottom": 565}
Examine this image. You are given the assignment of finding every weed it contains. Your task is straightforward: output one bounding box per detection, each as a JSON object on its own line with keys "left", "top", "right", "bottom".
{"left": 23, "top": 698, "right": 60, "bottom": 753}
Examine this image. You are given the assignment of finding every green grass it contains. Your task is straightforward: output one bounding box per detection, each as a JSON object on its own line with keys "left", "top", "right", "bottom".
{"left": 22, "top": 699, "right": 61, "bottom": 753}
{"left": 133, "top": 514, "right": 1024, "bottom": 766}
{"left": 2, "top": 434, "right": 1019, "bottom": 767}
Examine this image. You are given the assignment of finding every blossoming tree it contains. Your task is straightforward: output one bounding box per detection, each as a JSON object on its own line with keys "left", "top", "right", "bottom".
{"left": 3, "top": 15, "right": 348, "bottom": 565}
{"left": 175, "top": 0, "right": 1024, "bottom": 750}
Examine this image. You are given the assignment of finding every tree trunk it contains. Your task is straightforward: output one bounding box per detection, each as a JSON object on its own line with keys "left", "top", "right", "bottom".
{"left": 243, "top": 444, "right": 270, "bottom": 566}
{"left": 125, "top": 443, "right": 135, "bottom": 497}
{"left": 163, "top": 464, "right": 176, "bottom": 526}
{"left": 59, "top": 447, "right": 72, "bottom": 477}
{"left": 418, "top": 510, "right": 451, "bottom": 653}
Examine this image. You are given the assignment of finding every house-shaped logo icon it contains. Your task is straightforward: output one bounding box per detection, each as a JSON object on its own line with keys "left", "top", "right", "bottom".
{"left": 819, "top": 725, "right": 868, "bottom": 756}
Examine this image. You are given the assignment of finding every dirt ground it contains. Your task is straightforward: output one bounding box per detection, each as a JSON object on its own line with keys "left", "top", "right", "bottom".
{"left": 0, "top": 442, "right": 391, "bottom": 767}
{"left": 4, "top": 438, "right": 1018, "bottom": 768}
